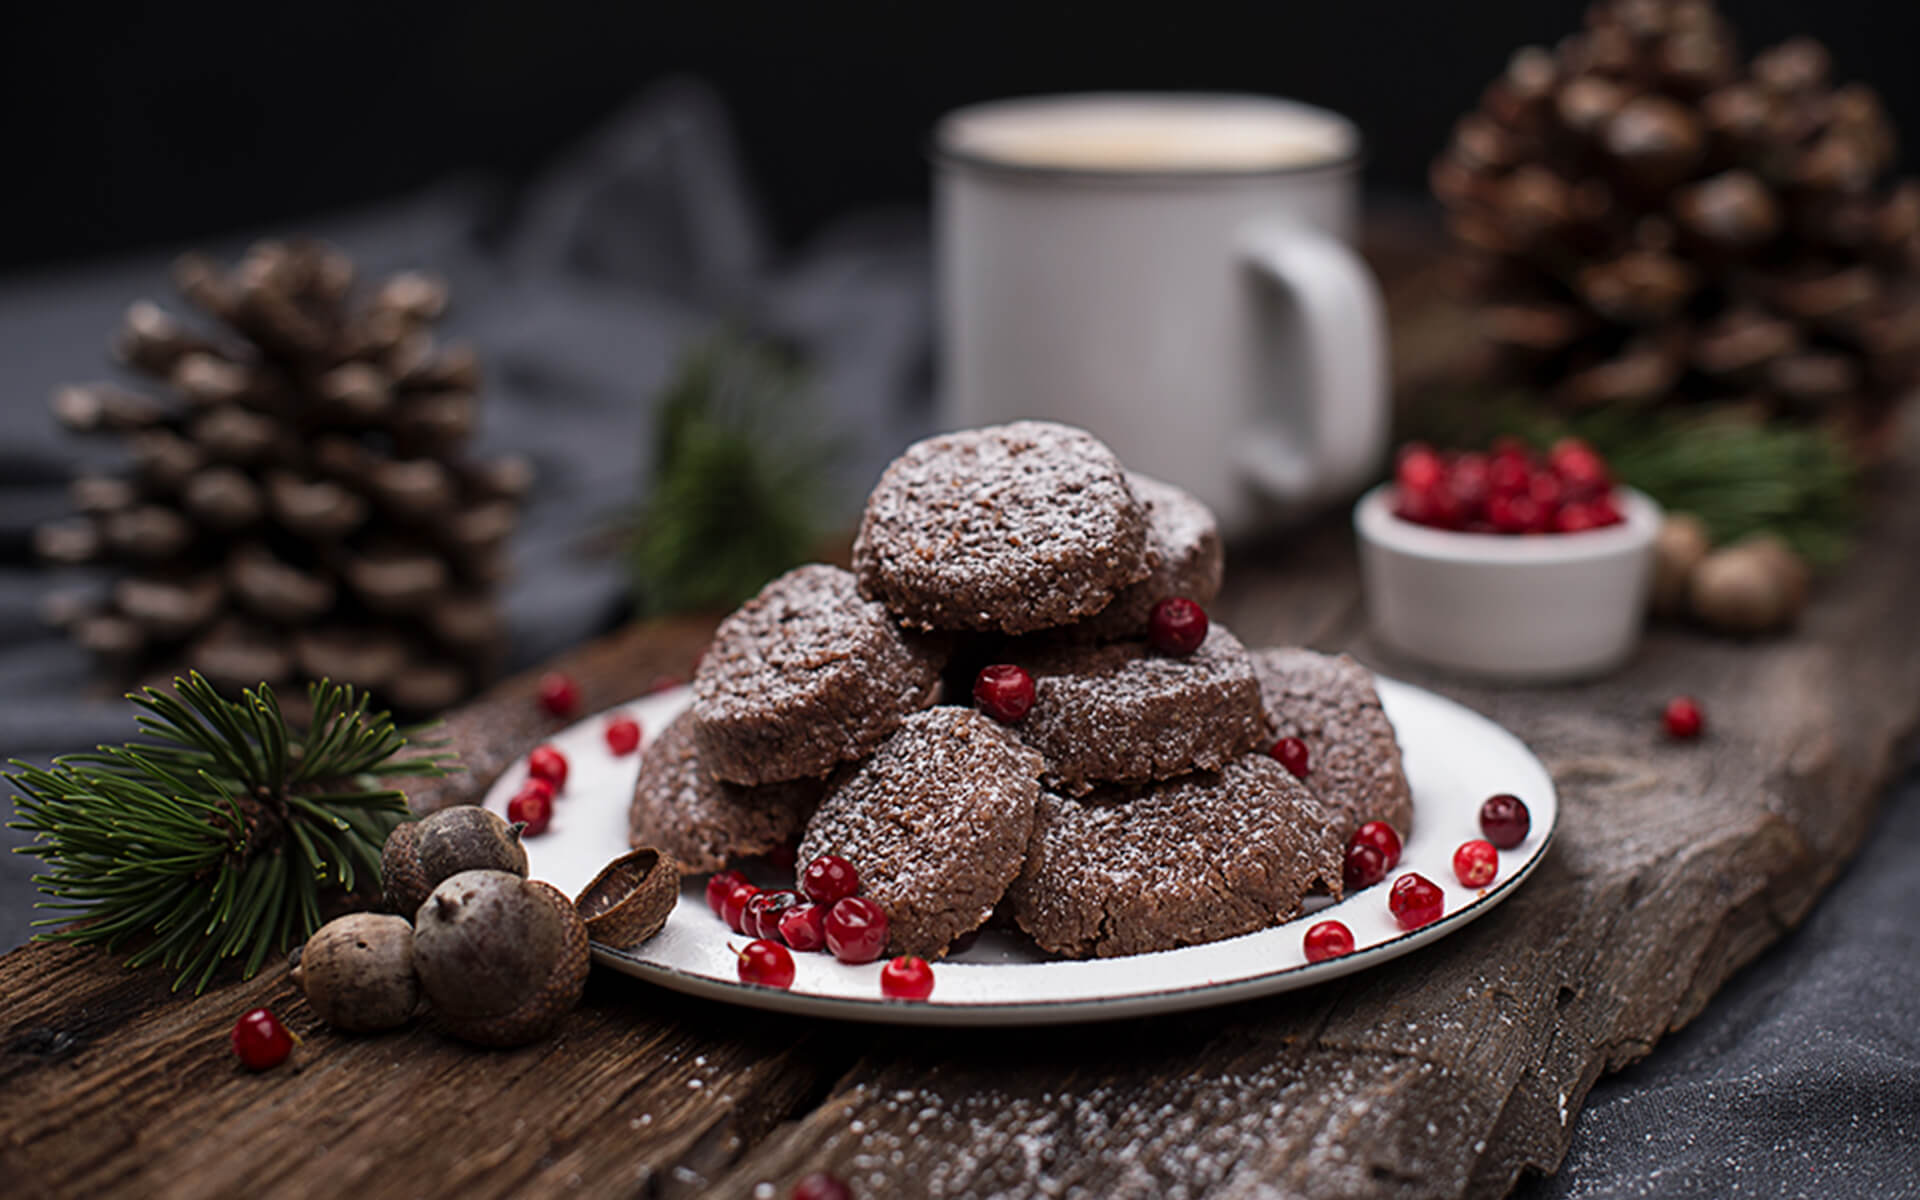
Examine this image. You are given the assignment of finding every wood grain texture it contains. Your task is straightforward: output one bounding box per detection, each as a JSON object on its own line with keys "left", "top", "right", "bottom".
{"left": 5, "top": 223, "right": 1918, "bottom": 1198}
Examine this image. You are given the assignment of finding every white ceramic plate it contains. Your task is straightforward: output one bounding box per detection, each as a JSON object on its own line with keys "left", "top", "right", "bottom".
{"left": 484, "top": 679, "right": 1557, "bottom": 1026}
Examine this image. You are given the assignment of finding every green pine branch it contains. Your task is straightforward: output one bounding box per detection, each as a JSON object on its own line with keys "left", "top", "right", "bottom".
{"left": 622, "top": 331, "right": 839, "bottom": 615}
{"left": 7, "top": 673, "right": 456, "bottom": 992}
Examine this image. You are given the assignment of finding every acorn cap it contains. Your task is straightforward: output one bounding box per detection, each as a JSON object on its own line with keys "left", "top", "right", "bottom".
{"left": 575, "top": 848, "right": 680, "bottom": 949}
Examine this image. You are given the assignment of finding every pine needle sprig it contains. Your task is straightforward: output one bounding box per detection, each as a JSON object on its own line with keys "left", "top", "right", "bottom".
{"left": 7, "top": 673, "right": 456, "bottom": 992}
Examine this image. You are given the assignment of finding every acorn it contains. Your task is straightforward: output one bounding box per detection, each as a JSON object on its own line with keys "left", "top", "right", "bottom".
{"left": 1651, "top": 512, "right": 1712, "bottom": 616}
{"left": 1689, "top": 535, "right": 1809, "bottom": 634}
{"left": 382, "top": 805, "right": 529, "bottom": 917}
{"left": 575, "top": 848, "right": 680, "bottom": 949}
{"left": 291, "top": 912, "right": 420, "bottom": 1032}
{"left": 412, "top": 870, "right": 589, "bottom": 1048}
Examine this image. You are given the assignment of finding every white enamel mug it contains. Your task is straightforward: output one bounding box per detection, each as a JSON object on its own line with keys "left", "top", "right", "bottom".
{"left": 934, "top": 93, "right": 1388, "bottom": 535}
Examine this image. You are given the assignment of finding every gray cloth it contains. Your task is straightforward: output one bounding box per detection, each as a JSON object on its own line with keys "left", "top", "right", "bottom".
{"left": 2, "top": 78, "right": 1915, "bottom": 1200}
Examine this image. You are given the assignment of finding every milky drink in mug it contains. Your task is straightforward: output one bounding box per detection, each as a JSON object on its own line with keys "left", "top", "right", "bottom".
{"left": 935, "top": 93, "right": 1388, "bottom": 535}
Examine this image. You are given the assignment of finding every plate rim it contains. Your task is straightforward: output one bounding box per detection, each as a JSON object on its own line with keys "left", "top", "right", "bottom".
{"left": 517, "top": 675, "right": 1558, "bottom": 1026}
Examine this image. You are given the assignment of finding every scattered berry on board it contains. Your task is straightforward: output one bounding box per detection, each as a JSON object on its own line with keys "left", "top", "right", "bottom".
{"left": 1388, "top": 873, "right": 1446, "bottom": 931}
{"left": 537, "top": 672, "right": 581, "bottom": 718}
{"left": 1270, "top": 736, "right": 1311, "bottom": 779}
{"left": 1303, "top": 920, "right": 1355, "bottom": 964}
{"left": 1392, "top": 437, "right": 1623, "bottom": 536}
{"left": 1664, "top": 695, "right": 1705, "bottom": 740}
{"left": 880, "top": 955, "right": 936, "bottom": 1001}
{"left": 526, "top": 744, "right": 568, "bottom": 789}
{"left": 604, "top": 714, "right": 642, "bottom": 756}
{"left": 736, "top": 940, "right": 796, "bottom": 990}
{"left": 1147, "top": 596, "right": 1209, "bottom": 655}
{"left": 1344, "top": 842, "right": 1388, "bottom": 892}
{"left": 778, "top": 902, "right": 829, "bottom": 952}
{"left": 1351, "top": 820, "right": 1402, "bottom": 869}
{"left": 823, "top": 896, "right": 890, "bottom": 965}
{"left": 231, "top": 1008, "right": 294, "bottom": 1071}
{"left": 506, "top": 782, "right": 554, "bottom": 836}
{"left": 972, "top": 664, "right": 1035, "bottom": 724}
{"left": 705, "top": 870, "right": 748, "bottom": 919}
{"left": 1478, "top": 794, "right": 1531, "bottom": 849}
{"left": 1453, "top": 839, "right": 1500, "bottom": 888}
{"left": 801, "top": 854, "right": 860, "bottom": 906}
{"left": 791, "top": 1172, "right": 853, "bottom": 1200}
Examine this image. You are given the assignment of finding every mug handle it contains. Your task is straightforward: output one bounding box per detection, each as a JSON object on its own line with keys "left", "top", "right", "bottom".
{"left": 1233, "top": 220, "right": 1389, "bottom": 506}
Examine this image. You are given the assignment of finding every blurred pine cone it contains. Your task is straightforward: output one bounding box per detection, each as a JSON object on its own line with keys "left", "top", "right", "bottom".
{"left": 1433, "top": 0, "right": 1920, "bottom": 445}
{"left": 35, "top": 238, "right": 530, "bottom": 714}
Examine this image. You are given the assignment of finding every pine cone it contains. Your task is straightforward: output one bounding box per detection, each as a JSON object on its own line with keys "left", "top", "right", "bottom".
{"left": 1433, "top": 0, "right": 1920, "bottom": 444}
{"left": 36, "top": 238, "right": 530, "bottom": 714}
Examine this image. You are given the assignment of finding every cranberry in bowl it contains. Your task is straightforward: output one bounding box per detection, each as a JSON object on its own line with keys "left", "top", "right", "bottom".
{"left": 1354, "top": 439, "right": 1660, "bottom": 681}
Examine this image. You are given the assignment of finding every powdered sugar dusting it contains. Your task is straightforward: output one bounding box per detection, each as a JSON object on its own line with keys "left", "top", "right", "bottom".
{"left": 798, "top": 706, "right": 1044, "bottom": 957}
{"left": 1010, "top": 754, "right": 1345, "bottom": 957}
{"left": 1249, "top": 647, "right": 1414, "bottom": 843}
{"left": 1077, "top": 473, "right": 1224, "bottom": 641}
{"left": 1015, "top": 624, "right": 1271, "bottom": 794}
{"left": 627, "top": 708, "right": 821, "bottom": 872}
{"left": 852, "top": 421, "right": 1151, "bottom": 634}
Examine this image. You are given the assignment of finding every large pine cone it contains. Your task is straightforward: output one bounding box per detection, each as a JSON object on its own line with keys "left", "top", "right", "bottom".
{"left": 1433, "top": 0, "right": 1920, "bottom": 443}
{"left": 34, "top": 239, "right": 531, "bottom": 713}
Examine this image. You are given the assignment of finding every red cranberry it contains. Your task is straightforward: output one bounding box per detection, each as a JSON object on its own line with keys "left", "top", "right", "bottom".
{"left": 1664, "top": 695, "right": 1705, "bottom": 740}
{"left": 1392, "top": 485, "right": 1441, "bottom": 527}
{"left": 1454, "top": 839, "right": 1500, "bottom": 888}
{"left": 506, "top": 783, "right": 554, "bottom": 836}
{"left": 1388, "top": 873, "right": 1446, "bottom": 931}
{"left": 973, "top": 664, "right": 1036, "bottom": 724}
{"left": 1303, "top": 920, "right": 1355, "bottom": 964}
{"left": 1395, "top": 443, "right": 1446, "bottom": 494}
{"left": 736, "top": 939, "right": 796, "bottom": 989}
{"left": 721, "top": 881, "right": 761, "bottom": 934}
{"left": 745, "top": 890, "right": 802, "bottom": 941}
{"left": 537, "top": 672, "right": 581, "bottom": 718}
{"left": 1487, "top": 491, "right": 1544, "bottom": 535}
{"left": 604, "top": 713, "right": 642, "bottom": 756}
{"left": 1589, "top": 493, "right": 1623, "bottom": 527}
{"left": 1549, "top": 437, "right": 1610, "bottom": 496}
{"left": 801, "top": 854, "right": 860, "bottom": 905}
{"left": 880, "top": 955, "right": 935, "bottom": 1001}
{"left": 231, "top": 1007, "right": 293, "bottom": 1070}
{"left": 1350, "top": 820, "right": 1402, "bottom": 870}
{"left": 1487, "top": 452, "right": 1532, "bottom": 497}
{"left": 705, "top": 869, "right": 748, "bottom": 919}
{"left": 1552, "top": 502, "right": 1603, "bottom": 533}
{"left": 1343, "top": 842, "right": 1388, "bottom": 892}
{"left": 1478, "top": 794, "right": 1532, "bottom": 849}
{"left": 824, "top": 896, "right": 890, "bottom": 964}
{"left": 778, "top": 902, "right": 829, "bottom": 952}
{"left": 1269, "top": 736, "right": 1311, "bottom": 779}
{"left": 791, "top": 1173, "right": 853, "bottom": 1200}
{"left": 526, "top": 744, "right": 568, "bottom": 790}
{"left": 1449, "top": 452, "right": 1491, "bottom": 511}
{"left": 1148, "top": 597, "right": 1209, "bottom": 655}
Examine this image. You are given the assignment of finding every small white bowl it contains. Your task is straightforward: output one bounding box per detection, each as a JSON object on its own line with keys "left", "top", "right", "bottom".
{"left": 1353, "top": 484, "right": 1662, "bottom": 682}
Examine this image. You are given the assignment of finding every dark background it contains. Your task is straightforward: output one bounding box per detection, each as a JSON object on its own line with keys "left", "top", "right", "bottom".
{"left": 6, "top": 0, "right": 1920, "bottom": 272}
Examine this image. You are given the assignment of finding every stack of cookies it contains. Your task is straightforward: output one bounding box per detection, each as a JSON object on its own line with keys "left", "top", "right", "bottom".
{"left": 630, "top": 421, "right": 1412, "bottom": 960}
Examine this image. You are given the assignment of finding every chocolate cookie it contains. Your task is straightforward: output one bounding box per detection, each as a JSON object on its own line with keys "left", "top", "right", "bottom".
{"left": 628, "top": 709, "right": 824, "bottom": 874}
{"left": 851, "top": 421, "right": 1151, "bottom": 634}
{"left": 1010, "top": 755, "right": 1345, "bottom": 959}
{"left": 796, "top": 706, "right": 1043, "bottom": 958}
{"left": 1013, "top": 624, "right": 1271, "bottom": 795}
{"left": 1249, "top": 647, "right": 1414, "bottom": 843}
{"left": 1077, "top": 473, "right": 1224, "bottom": 642}
{"left": 691, "top": 564, "right": 946, "bottom": 786}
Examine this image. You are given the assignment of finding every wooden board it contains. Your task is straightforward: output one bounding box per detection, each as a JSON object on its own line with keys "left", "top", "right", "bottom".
{"left": 6, "top": 230, "right": 1920, "bottom": 1198}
